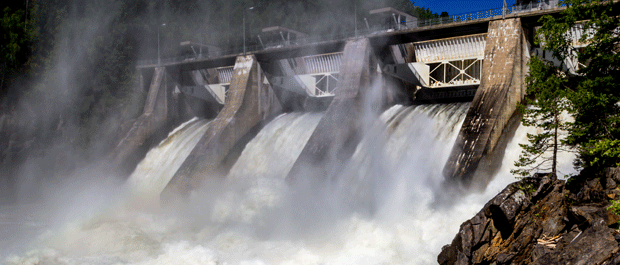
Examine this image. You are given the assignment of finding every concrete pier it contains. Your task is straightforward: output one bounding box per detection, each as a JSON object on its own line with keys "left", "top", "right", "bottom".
{"left": 443, "top": 18, "right": 529, "bottom": 187}
{"left": 286, "top": 38, "right": 378, "bottom": 183}
{"left": 161, "top": 55, "right": 282, "bottom": 201}
{"left": 108, "top": 67, "right": 170, "bottom": 174}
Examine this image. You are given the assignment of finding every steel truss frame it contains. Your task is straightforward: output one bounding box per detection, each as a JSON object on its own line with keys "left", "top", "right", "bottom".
{"left": 301, "top": 52, "right": 343, "bottom": 96}
{"left": 413, "top": 34, "right": 486, "bottom": 88}
{"left": 311, "top": 73, "right": 339, "bottom": 96}
{"left": 428, "top": 58, "right": 483, "bottom": 87}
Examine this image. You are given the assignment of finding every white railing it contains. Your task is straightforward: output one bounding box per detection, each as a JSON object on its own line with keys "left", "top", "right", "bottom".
{"left": 303, "top": 53, "right": 343, "bottom": 75}
{"left": 413, "top": 34, "right": 486, "bottom": 64}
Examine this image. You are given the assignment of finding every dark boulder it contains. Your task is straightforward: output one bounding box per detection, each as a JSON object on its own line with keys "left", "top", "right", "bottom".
{"left": 438, "top": 169, "right": 620, "bottom": 265}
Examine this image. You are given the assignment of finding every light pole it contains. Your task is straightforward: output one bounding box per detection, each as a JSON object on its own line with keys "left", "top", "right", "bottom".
{"left": 243, "top": 6, "right": 254, "bottom": 55}
{"left": 354, "top": 2, "right": 357, "bottom": 38}
{"left": 158, "top": 23, "right": 166, "bottom": 65}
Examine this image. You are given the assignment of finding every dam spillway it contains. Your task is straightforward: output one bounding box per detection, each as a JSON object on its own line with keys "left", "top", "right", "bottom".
{"left": 3, "top": 102, "right": 538, "bottom": 264}
{"left": 125, "top": 13, "right": 566, "bottom": 194}
{"left": 126, "top": 118, "right": 211, "bottom": 203}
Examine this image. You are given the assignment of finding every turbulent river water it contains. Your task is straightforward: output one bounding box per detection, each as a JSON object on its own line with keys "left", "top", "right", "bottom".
{"left": 1, "top": 103, "right": 576, "bottom": 264}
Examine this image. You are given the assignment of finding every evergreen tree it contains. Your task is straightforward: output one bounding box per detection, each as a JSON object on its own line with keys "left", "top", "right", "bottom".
{"left": 516, "top": 0, "right": 620, "bottom": 175}
{"left": 512, "top": 56, "right": 571, "bottom": 177}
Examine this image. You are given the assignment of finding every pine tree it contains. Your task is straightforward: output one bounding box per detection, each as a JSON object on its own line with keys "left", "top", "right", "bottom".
{"left": 512, "top": 56, "right": 571, "bottom": 177}
{"left": 514, "top": 0, "right": 620, "bottom": 176}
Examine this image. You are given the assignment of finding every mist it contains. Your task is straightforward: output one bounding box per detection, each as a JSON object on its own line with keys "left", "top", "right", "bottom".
{"left": 0, "top": 0, "right": 454, "bottom": 203}
{"left": 1, "top": 98, "right": 567, "bottom": 263}
{"left": 0, "top": 0, "right": 533, "bottom": 264}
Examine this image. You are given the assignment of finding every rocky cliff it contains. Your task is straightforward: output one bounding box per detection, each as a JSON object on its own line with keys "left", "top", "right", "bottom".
{"left": 438, "top": 168, "right": 620, "bottom": 265}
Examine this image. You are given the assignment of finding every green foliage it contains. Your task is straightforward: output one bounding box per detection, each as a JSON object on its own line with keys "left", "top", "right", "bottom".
{"left": 512, "top": 56, "right": 571, "bottom": 177}
{"left": 416, "top": 7, "right": 443, "bottom": 20}
{"left": 1, "top": 5, "right": 35, "bottom": 96}
{"left": 1, "top": 8, "right": 27, "bottom": 68}
{"left": 518, "top": 0, "right": 620, "bottom": 176}
{"left": 533, "top": 202, "right": 542, "bottom": 218}
{"left": 518, "top": 182, "right": 536, "bottom": 194}
{"left": 607, "top": 199, "right": 620, "bottom": 226}
{"left": 581, "top": 139, "right": 620, "bottom": 168}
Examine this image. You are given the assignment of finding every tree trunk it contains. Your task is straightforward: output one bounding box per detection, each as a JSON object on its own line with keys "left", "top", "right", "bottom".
{"left": 553, "top": 110, "right": 558, "bottom": 175}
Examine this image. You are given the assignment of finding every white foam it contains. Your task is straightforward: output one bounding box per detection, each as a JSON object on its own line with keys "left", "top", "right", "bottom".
{"left": 129, "top": 241, "right": 218, "bottom": 265}
{"left": 126, "top": 118, "right": 211, "bottom": 205}
{"left": 3, "top": 105, "right": 578, "bottom": 265}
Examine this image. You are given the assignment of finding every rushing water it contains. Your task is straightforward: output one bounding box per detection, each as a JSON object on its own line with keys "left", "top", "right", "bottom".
{"left": 1, "top": 105, "right": 576, "bottom": 264}
{"left": 126, "top": 118, "right": 211, "bottom": 206}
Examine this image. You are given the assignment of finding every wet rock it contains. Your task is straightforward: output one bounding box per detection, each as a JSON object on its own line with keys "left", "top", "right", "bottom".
{"left": 602, "top": 251, "right": 620, "bottom": 265}
{"left": 531, "top": 225, "right": 619, "bottom": 265}
{"left": 439, "top": 244, "right": 458, "bottom": 265}
{"left": 438, "top": 168, "right": 620, "bottom": 265}
{"left": 471, "top": 214, "right": 491, "bottom": 246}
{"left": 569, "top": 205, "right": 608, "bottom": 228}
{"left": 602, "top": 167, "right": 620, "bottom": 189}
{"left": 530, "top": 243, "right": 553, "bottom": 261}
{"left": 574, "top": 178, "right": 607, "bottom": 203}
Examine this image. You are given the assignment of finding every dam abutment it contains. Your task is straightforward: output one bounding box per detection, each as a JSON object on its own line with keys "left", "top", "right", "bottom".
{"left": 443, "top": 18, "right": 530, "bottom": 187}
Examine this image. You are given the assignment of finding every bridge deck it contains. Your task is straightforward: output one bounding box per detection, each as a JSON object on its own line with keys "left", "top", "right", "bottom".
{"left": 137, "top": 6, "right": 567, "bottom": 72}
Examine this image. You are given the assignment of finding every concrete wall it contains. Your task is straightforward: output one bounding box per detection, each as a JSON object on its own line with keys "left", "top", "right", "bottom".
{"left": 286, "top": 38, "right": 378, "bottom": 183}
{"left": 161, "top": 55, "right": 282, "bottom": 201}
{"left": 443, "top": 18, "right": 529, "bottom": 187}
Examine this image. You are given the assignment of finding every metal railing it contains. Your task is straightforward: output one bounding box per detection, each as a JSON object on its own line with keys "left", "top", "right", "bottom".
{"left": 137, "top": 0, "right": 564, "bottom": 67}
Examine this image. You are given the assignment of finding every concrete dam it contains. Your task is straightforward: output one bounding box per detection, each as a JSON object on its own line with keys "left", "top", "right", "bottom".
{"left": 114, "top": 8, "right": 558, "bottom": 200}
{"left": 3, "top": 3, "right": 588, "bottom": 264}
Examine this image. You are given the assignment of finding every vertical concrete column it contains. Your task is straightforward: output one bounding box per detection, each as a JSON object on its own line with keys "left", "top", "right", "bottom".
{"left": 286, "top": 38, "right": 377, "bottom": 183}
{"left": 161, "top": 55, "right": 282, "bottom": 201}
{"left": 443, "top": 18, "right": 529, "bottom": 187}
{"left": 109, "top": 67, "right": 169, "bottom": 173}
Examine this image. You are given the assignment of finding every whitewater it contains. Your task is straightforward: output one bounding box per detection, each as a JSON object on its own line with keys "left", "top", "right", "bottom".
{"left": 1, "top": 104, "right": 576, "bottom": 264}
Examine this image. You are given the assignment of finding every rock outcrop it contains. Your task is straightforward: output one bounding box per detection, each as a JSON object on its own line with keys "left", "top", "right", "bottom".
{"left": 438, "top": 168, "right": 620, "bottom": 265}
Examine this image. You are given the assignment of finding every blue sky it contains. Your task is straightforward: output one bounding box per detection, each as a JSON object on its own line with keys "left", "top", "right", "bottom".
{"left": 414, "top": 0, "right": 518, "bottom": 16}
